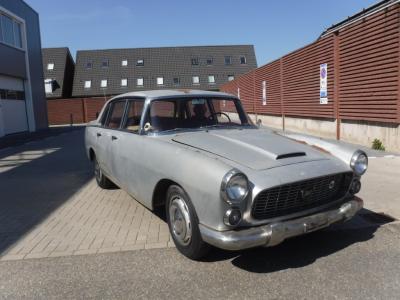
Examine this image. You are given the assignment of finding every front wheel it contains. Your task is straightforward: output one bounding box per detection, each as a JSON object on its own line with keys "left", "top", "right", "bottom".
{"left": 166, "top": 185, "right": 210, "bottom": 260}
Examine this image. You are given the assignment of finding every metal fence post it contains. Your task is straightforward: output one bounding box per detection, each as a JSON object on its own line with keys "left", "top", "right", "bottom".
{"left": 334, "top": 31, "right": 341, "bottom": 140}
{"left": 280, "top": 58, "right": 285, "bottom": 131}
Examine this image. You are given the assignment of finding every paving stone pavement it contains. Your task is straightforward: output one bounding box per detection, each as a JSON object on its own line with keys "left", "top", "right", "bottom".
{"left": 0, "top": 128, "right": 173, "bottom": 261}
{"left": 1, "top": 127, "right": 397, "bottom": 262}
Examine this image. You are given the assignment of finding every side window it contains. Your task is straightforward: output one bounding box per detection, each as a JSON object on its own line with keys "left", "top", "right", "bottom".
{"left": 122, "top": 100, "right": 144, "bottom": 133}
{"left": 105, "top": 101, "right": 126, "bottom": 129}
{"left": 100, "top": 104, "right": 110, "bottom": 125}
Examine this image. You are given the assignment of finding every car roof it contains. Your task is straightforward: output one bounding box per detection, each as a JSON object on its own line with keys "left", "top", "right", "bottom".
{"left": 110, "top": 89, "right": 238, "bottom": 101}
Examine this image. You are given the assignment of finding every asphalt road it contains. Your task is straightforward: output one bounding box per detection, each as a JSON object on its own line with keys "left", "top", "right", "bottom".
{"left": 0, "top": 220, "right": 399, "bottom": 299}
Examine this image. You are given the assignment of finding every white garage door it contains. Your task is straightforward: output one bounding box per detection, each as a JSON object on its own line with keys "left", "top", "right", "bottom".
{"left": 0, "top": 75, "right": 28, "bottom": 136}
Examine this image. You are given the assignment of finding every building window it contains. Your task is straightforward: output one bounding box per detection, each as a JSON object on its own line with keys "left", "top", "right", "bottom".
{"left": 121, "top": 59, "right": 128, "bottom": 66}
{"left": 240, "top": 56, "right": 247, "bottom": 64}
{"left": 0, "top": 13, "right": 23, "bottom": 49}
{"left": 173, "top": 77, "right": 180, "bottom": 85}
{"left": 192, "top": 76, "right": 200, "bottom": 85}
{"left": 157, "top": 77, "right": 164, "bottom": 86}
{"left": 1, "top": 14, "right": 14, "bottom": 46}
{"left": 224, "top": 56, "right": 232, "bottom": 65}
{"left": 136, "top": 59, "right": 144, "bottom": 66}
{"left": 14, "top": 22, "right": 22, "bottom": 48}
{"left": 137, "top": 78, "right": 144, "bottom": 86}
{"left": 228, "top": 75, "right": 235, "bottom": 81}
{"left": 85, "top": 61, "right": 92, "bottom": 69}
{"left": 0, "top": 89, "right": 25, "bottom": 100}
{"left": 100, "top": 79, "right": 107, "bottom": 88}
{"left": 84, "top": 80, "right": 91, "bottom": 89}
{"left": 47, "top": 63, "right": 54, "bottom": 70}
{"left": 206, "top": 57, "right": 213, "bottom": 65}
{"left": 102, "top": 60, "right": 109, "bottom": 68}
{"left": 191, "top": 58, "right": 199, "bottom": 66}
{"left": 121, "top": 78, "right": 128, "bottom": 87}
{"left": 208, "top": 75, "right": 215, "bottom": 84}
{"left": 44, "top": 79, "right": 53, "bottom": 94}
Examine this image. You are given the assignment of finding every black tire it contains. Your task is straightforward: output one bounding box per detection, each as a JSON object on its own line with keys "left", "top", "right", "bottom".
{"left": 94, "top": 156, "right": 115, "bottom": 189}
{"left": 166, "top": 185, "right": 210, "bottom": 260}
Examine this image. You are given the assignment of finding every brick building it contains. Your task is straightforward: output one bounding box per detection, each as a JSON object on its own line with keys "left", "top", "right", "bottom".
{"left": 72, "top": 45, "right": 257, "bottom": 97}
{"left": 42, "top": 47, "right": 75, "bottom": 99}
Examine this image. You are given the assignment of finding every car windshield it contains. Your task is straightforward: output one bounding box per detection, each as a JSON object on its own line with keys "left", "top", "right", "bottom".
{"left": 146, "top": 97, "right": 251, "bottom": 133}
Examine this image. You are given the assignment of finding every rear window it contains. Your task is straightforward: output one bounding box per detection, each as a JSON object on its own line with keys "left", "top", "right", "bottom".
{"left": 105, "top": 101, "right": 126, "bottom": 129}
{"left": 100, "top": 105, "right": 110, "bottom": 125}
{"left": 123, "top": 100, "right": 144, "bottom": 133}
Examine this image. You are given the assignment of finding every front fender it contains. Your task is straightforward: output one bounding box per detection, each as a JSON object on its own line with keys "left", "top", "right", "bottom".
{"left": 281, "top": 132, "right": 361, "bottom": 167}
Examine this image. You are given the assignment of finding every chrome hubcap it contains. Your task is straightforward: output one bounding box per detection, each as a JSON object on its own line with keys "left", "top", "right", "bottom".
{"left": 169, "top": 196, "right": 192, "bottom": 246}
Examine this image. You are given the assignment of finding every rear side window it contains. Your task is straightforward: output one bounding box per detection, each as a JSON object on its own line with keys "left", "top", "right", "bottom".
{"left": 105, "top": 101, "right": 126, "bottom": 129}
{"left": 100, "top": 104, "right": 110, "bottom": 125}
{"left": 122, "top": 100, "right": 144, "bottom": 133}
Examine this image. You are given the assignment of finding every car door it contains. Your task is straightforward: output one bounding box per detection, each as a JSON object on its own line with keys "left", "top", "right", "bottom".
{"left": 110, "top": 98, "right": 145, "bottom": 197}
{"left": 92, "top": 103, "right": 110, "bottom": 174}
{"left": 100, "top": 99, "right": 127, "bottom": 181}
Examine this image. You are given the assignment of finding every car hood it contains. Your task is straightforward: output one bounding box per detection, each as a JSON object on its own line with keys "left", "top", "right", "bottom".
{"left": 171, "top": 128, "right": 330, "bottom": 170}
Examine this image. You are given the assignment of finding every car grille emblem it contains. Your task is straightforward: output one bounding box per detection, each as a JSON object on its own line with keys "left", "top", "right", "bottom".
{"left": 328, "top": 180, "right": 335, "bottom": 190}
{"left": 300, "top": 188, "right": 313, "bottom": 199}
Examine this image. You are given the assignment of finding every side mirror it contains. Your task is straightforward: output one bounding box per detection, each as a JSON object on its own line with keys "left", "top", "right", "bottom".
{"left": 256, "top": 119, "right": 262, "bottom": 127}
{"left": 143, "top": 122, "right": 153, "bottom": 132}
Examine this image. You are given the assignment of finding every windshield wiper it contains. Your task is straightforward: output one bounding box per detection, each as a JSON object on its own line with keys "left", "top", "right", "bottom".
{"left": 200, "top": 124, "right": 226, "bottom": 129}
{"left": 158, "top": 127, "right": 201, "bottom": 134}
{"left": 200, "top": 124, "right": 244, "bottom": 130}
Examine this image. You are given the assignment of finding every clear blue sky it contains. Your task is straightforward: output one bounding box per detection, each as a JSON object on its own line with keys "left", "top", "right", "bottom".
{"left": 28, "top": 0, "right": 378, "bottom": 66}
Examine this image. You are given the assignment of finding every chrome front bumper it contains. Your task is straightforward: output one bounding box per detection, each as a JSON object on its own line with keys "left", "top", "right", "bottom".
{"left": 199, "top": 198, "right": 363, "bottom": 251}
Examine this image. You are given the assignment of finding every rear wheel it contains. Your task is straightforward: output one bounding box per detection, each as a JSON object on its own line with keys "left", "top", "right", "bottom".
{"left": 166, "top": 185, "right": 210, "bottom": 260}
{"left": 94, "top": 156, "right": 114, "bottom": 189}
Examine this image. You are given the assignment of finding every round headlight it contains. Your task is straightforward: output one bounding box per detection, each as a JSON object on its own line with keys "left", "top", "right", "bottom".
{"left": 350, "top": 150, "right": 368, "bottom": 175}
{"left": 221, "top": 169, "right": 249, "bottom": 203}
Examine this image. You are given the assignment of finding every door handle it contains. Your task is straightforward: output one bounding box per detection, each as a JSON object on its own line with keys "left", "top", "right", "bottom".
{"left": 96, "top": 132, "right": 102, "bottom": 137}
{"left": 111, "top": 135, "right": 118, "bottom": 141}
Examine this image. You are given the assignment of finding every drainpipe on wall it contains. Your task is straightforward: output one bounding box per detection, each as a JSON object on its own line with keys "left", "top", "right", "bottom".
{"left": 397, "top": 7, "right": 400, "bottom": 125}
{"left": 334, "top": 31, "right": 341, "bottom": 140}
{"left": 279, "top": 58, "right": 285, "bottom": 132}
{"left": 252, "top": 71, "right": 258, "bottom": 123}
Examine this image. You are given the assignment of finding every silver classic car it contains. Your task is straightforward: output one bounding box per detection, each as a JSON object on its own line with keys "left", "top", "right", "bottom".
{"left": 85, "top": 90, "right": 367, "bottom": 259}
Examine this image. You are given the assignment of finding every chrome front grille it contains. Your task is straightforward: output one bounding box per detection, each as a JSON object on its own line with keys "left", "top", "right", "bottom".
{"left": 251, "top": 172, "right": 353, "bottom": 220}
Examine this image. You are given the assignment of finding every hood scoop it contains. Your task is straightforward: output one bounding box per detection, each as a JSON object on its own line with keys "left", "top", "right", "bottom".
{"left": 276, "top": 152, "right": 306, "bottom": 160}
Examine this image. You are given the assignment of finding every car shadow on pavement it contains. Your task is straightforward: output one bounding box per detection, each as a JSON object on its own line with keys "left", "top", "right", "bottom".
{"left": 0, "top": 128, "right": 93, "bottom": 255}
{"left": 203, "top": 214, "right": 382, "bottom": 273}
